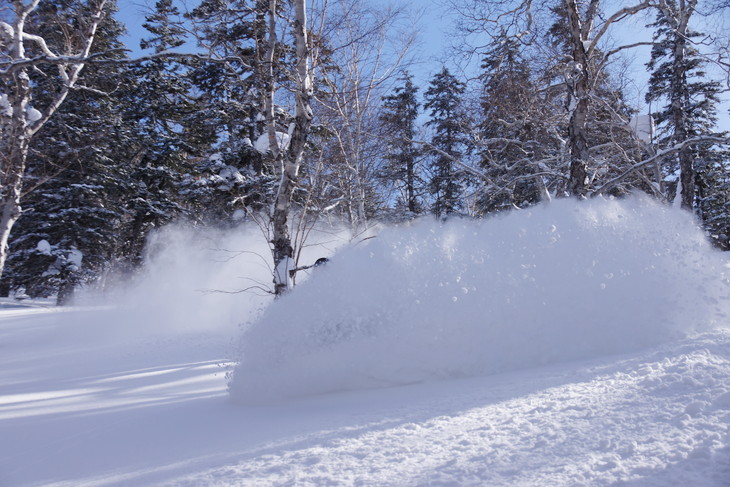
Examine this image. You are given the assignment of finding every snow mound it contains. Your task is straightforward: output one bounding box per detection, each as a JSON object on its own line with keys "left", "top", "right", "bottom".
{"left": 229, "top": 197, "right": 730, "bottom": 403}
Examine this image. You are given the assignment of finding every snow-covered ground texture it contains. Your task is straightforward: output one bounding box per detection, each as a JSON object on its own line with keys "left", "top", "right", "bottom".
{"left": 230, "top": 196, "right": 730, "bottom": 403}
{"left": 1, "top": 305, "right": 729, "bottom": 486}
{"left": 2, "top": 197, "right": 730, "bottom": 487}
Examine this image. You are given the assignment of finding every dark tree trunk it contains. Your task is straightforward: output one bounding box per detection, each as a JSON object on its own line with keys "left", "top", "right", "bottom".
{"left": 565, "top": 0, "right": 593, "bottom": 197}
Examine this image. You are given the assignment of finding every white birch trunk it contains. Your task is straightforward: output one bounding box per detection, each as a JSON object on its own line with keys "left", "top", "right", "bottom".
{"left": 271, "top": 0, "right": 313, "bottom": 296}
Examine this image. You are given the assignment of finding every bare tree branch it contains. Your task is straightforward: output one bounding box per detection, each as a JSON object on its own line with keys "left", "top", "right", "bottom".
{"left": 592, "top": 136, "right": 730, "bottom": 196}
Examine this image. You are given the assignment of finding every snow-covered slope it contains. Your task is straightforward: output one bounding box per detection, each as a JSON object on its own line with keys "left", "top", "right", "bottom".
{"left": 1, "top": 197, "right": 729, "bottom": 486}
{"left": 0, "top": 304, "right": 728, "bottom": 486}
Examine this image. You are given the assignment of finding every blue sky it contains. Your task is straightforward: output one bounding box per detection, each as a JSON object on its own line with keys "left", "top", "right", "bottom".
{"left": 117, "top": 0, "right": 155, "bottom": 55}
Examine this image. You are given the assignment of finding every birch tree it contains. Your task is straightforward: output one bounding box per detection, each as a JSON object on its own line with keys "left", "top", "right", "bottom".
{"left": 0, "top": 0, "right": 108, "bottom": 281}
{"left": 313, "top": 0, "right": 414, "bottom": 229}
{"left": 1, "top": 0, "right": 137, "bottom": 304}
{"left": 183, "top": 0, "right": 284, "bottom": 223}
{"left": 270, "top": 0, "right": 313, "bottom": 296}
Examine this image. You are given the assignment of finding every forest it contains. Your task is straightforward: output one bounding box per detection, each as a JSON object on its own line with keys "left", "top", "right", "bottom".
{"left": 1, "top": 0, "right": 729, "bottom": 304}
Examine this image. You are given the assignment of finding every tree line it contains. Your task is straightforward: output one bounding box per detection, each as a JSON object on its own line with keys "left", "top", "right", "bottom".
{"left": 1, "top": 0, "right": 728, "bottom": 303}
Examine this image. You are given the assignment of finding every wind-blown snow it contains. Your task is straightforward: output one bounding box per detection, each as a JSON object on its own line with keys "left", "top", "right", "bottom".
{"left": 229, "top": 196, "right": 730, "bottom": 403}
{"left": 75, "top": 222, "right": 349, "bottom": 337}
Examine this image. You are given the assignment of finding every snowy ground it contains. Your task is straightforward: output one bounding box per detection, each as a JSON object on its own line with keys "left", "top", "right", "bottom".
{"left": 2, "top": 198, "right": 730, "bottom": 486}
{"left": 1, "top": 303, "right": 729, "bottom": 486}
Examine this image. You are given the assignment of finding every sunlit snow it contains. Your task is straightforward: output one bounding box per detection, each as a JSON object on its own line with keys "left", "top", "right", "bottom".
{"left": 25, "top": 105, "right": 42, "bottom": 124}
{"left": 1, "top": 197, "right": 729, "bottom": 487}
{"left": 229, "top": 196, "right": 729, "bottom": 403}
{"left": 254, "top": 130, "right": 291, "bottom": 154}
{"left": 0, "top": 93, "right": 11, "bottom": 117}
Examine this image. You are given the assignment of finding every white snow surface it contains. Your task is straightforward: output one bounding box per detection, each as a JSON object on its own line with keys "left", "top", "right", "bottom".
{"left": 1, "top": 197, "right": 730, "bottom": 486}
{"left": 67, "top": 247, "right": 83, "bottom": 267}
{"left": 25, "top": 105, "right": 42, "bottom": 124}
{"left": 0, "top": 93, "right": 11, "bottom": 117}
{"left": 253, "top": 131, "right": 291, "bottom": 154}
{"left": 36, "top": 239, "right": 52, "bottom": 255}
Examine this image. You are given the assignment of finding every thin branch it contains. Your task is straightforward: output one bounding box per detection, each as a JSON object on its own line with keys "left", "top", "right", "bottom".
{"left": 197, "top": 285, "right": 274, "bottom": 296}
{"left": 592, "top": 136, "right": 730, "bottom": 196}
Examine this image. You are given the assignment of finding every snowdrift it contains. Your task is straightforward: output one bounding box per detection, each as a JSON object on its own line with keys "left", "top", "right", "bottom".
{"left": 229, "top": 197, "right": 730, "bottom": 403}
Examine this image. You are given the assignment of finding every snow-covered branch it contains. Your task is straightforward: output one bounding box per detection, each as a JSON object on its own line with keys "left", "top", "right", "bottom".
{"left": 592, "top": 136, "right": 730, "bottom": 196}
{"left": 0, "top": 50, "right": 252, "bottom": 76}
{"left": 599, "top": 41, "right": 655, "bottom": 65}
{"left": 586, "top": 0, "right": 656, "bottom": 57}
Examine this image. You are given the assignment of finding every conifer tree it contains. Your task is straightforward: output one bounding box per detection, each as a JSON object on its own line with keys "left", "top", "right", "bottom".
{"left": 380, "top": 72, "right": 422, "bottom": 216}
{"left": 4, "top": 0, "right": 135, "bottom": 302}
{"left": 115, "top": 0, "right": 209, "bottom": 264}
{"left": 476, "top": 34, "right": 556, "bottom": 212}
{"left": 645, "top": 0, "right": 726, "bottom": 212}
{"left": 423, "top": 67, "right": 467, "bottom": 217}
{"left": 696, "top": 152, "right": 730, "bottom": 249}
{"left": 135, "top": 0, "right": 201, "bottom": 152}
{"left": 184, "top": 0, "right": 290, "bottom": 224}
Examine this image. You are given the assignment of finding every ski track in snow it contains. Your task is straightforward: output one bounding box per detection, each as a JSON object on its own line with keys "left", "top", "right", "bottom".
{"left": 1, "top": 306, "right": 729, "bottom": 487}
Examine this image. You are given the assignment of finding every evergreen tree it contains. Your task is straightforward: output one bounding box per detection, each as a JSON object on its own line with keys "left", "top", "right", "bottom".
{"left": 380, "top": 72, "right": 422, "bottom": 216}
{"left": 423, "top": 67, "right": 467, "bottom": 217}
{"left": 135, "top": 0, "right": 203, "bottom": 153}
{"left": 110, "top": 0, "right": 195, "bottom": 271}
{"left": 696, "top": 153, "right": 730, "bottom": 249}
{"left": 116, "top": 0, "right": 211, "bottom": 265}
{"left": 476, "top": 34, "right": 555, "bottom": 212}
{"left": 4, "top": 0, "right": 135, "bottom": 303}
{"left": 645, "top": 0, "right": 726, "bottom": 216}
{"left": 184, "top": 0, "right": 289, "bottom": 224}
